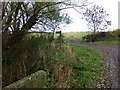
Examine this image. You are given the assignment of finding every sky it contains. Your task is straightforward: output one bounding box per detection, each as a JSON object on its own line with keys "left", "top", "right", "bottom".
{"left": 61, "top": 0, "right": 119, "bottom": 32}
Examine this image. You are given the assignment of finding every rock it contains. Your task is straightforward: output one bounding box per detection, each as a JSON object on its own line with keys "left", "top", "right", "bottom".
{"left": 3, "top": 70, "right": 47, "bottom": 89}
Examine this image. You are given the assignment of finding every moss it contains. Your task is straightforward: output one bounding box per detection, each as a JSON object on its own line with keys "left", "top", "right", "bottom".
{"left": 3, "top": 70, "right": 47, "bottom": 89}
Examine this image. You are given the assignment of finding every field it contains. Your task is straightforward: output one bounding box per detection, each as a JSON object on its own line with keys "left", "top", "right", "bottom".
{"left": 62, "top": 32, "right": 92, "bottom": 41}
{"left": 62, "top": 30, "right": 119, "bottom": 45}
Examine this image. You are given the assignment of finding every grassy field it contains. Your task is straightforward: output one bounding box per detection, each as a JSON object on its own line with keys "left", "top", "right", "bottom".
{"left": 62, "top": 32, "right": 92, "bottom": 41}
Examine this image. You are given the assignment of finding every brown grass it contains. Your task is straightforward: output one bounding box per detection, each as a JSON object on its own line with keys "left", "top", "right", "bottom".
{"left": 63, "top": 45, "right": 76, "bottom": 58}
{"left": 53, "top": 60, "right": 73, "bottom": 88}
{"left": 53, "top": 45, "right": 76, "bottom": 88}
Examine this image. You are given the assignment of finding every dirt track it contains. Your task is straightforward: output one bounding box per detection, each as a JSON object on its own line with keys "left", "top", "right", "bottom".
{"left": 66, "top": 40, "right": 119, "bottom": 88}
{"left": 87, "top": 43, "right": 119, "bottom": 88}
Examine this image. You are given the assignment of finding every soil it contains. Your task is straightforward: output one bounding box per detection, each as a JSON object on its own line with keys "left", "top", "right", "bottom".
{"left": 66, "top": 40, "right": 119, "bottom": 88}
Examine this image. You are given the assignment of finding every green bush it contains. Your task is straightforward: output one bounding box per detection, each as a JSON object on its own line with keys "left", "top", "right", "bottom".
{"left": 82, "top": 32, "right": 109, "bottom": 42}
{"left": 108, "top": 29, "right": 120, "bottom": 37}
{"left": 2, "top": 35, "right": 50, "bottom": 87}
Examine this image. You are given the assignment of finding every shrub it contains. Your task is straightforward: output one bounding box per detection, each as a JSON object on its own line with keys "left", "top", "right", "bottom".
{"left": 82, "top": 31, "right": 116, "bottom": 42}
{"left": 2, "top": 35, "right": 50, "bottom": 87}
{"left": 3, "top": 33, "right": 75, "bottom": 88}
{"left": 108, "top": 29, "right": 120, "bottom": 37}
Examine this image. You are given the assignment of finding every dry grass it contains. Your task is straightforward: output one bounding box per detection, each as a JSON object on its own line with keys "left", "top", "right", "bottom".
{"left": 63, "top": 45, "right": 76, "bottom": 58}
{"left": 52, "top": 45, "right": 76, "bottom": 88}
{"left": 53, "top": 60, "right": 73, "bottom": 88}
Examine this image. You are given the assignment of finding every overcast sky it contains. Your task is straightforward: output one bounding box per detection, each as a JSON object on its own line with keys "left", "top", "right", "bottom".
{"left": 61, "top": 0, "right": 119, "bottom": 32}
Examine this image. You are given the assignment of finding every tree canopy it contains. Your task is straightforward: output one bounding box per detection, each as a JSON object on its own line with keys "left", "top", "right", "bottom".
{"left": 2, "top": 1, "right": 90, "bottom": 48}
{"left": 2, "top": 2, "right": 65, "bottom": 47}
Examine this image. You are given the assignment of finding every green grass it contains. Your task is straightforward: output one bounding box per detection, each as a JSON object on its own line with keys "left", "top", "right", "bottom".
{"left": 68, "top": 44, "right": 102, "bottom": 88}
{"left": 62, "top": 32, "right": 92, "bottom": 41}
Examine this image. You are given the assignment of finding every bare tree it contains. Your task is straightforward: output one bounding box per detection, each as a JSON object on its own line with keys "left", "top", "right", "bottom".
{"left": 83, "top": 5, "right": 111, "bottom": 34}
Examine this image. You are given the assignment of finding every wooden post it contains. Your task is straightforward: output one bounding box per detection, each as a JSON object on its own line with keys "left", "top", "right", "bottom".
{"left": 56, "top": 31, "right": 62, "bottom": 49}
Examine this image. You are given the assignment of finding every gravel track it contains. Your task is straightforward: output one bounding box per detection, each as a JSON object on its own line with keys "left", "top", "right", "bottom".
{"left": 66, "top": 40, "right": 119, "bottom": 88}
